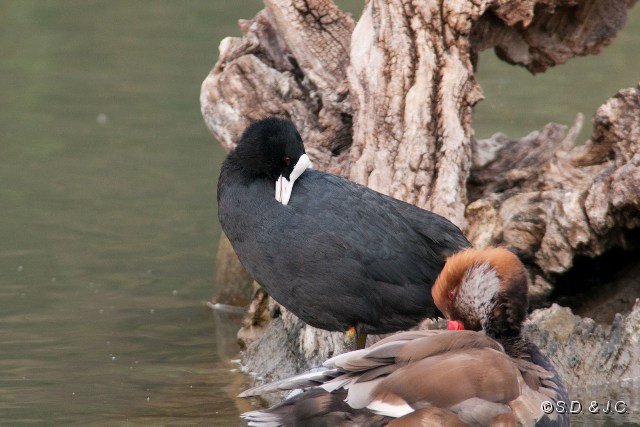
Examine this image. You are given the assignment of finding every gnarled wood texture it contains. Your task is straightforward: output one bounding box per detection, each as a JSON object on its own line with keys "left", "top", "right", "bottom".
{"left": 467, "top": 85, "right": 640, "bottom": 299}
{"left": 525, "top": 301, "right": 640, "bottom": 405}
{"left": 200, "top": 1, "right": 354, "bottom": 175}
{"left": 200, "top": 0, "right": 639, "bottom": 407}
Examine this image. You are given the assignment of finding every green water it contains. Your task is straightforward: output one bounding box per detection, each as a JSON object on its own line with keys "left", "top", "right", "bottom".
{"left": 474, "top": 6, "right": 640, "bottom": 142}
{"left": 0, "top": 1, "right": 264, "bottom": 424}
{"left": 0, "top": 1, "right": 637, "bottom": 425}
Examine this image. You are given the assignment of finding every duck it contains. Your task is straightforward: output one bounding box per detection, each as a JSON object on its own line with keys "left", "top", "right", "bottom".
{"left": 217, "top": 117, "right": 470, "bottom": 347}
{"left": 238, "top": 247, "right": 570, "bottom": 426}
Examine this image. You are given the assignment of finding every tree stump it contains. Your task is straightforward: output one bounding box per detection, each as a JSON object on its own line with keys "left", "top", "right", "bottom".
{"left": 200, "top": 0, "right": 639, "bottom": 405}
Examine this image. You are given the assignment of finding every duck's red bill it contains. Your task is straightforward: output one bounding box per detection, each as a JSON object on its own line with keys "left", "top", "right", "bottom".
{"left": 446, "top": 320, "right": 465, "bottom": 330}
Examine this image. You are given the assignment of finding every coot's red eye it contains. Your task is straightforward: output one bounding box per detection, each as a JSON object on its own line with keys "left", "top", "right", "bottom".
{"left": 448, "top": 290, "right": 455, "bottom": 301}
{"left": 284, "top": 156, "right": 291, "bottom": 167}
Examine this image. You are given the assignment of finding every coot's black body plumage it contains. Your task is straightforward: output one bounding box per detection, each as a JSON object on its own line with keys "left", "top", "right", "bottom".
{"left": 217, "top": 117, "right": 470, "bottom": 334}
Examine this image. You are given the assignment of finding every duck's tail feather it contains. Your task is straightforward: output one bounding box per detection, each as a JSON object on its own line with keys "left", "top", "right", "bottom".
{"left": 238, "top": 368, "right": 341, "bottom": 398}
{"left": 241, "top": 409, "right": 282, "bottom": 427}
{"left": 241, "top": 389, "right": 389, "bottom": 427}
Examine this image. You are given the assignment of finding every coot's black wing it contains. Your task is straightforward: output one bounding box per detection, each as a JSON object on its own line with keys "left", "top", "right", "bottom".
{"left": 219, "top": 169, "right": 469, "bottom": 333}
{"left": 292, "top": 171, "right": 469, "bottom": 284}
{"left": 382, "top": 192, "right": 471, "bottom": 258}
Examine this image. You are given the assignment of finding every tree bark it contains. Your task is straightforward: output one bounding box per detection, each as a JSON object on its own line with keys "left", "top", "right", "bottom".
{"left": 524, "top": 301, "right": 640, "bottom": 403}
{"left": 200, "top": 0, "right": 639, "bottom": 406}
{"left": 468, "top": 84, "right": 640, "bottom": 300}
{"left": 200, "top": 0, "right": 355, "bottom": 174}
{"left": 211, "top": 235, "right": 254, "bottom": 306}
{"left": 201, "top": 0, "right": 636, "bottom": 227}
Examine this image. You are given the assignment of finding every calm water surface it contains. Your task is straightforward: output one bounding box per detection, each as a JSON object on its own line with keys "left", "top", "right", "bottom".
{"left": 0, "top": 1, "right": 638, "bottom": 425}
{"left": 0, "top": 1, "right": 265, "bottom": 424}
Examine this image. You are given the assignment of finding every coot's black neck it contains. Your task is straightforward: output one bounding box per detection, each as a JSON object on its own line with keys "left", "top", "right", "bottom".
{"left": 218, "top": 153, "right": 259, "bottom": 203}
{"left": 224, "top": 149, "right": 264, "bottom": 178}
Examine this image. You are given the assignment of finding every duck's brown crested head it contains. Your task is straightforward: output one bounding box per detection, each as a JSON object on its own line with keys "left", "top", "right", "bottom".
{"left": 432, "top": 248, "right": 529, "bottom": 348}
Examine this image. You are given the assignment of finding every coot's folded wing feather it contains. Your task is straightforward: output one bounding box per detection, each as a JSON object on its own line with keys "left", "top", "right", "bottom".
{"left": 290, "top": 171, "right": 464, "bottom": 286}
{"left": 382, "top": 193, "right": 471, "bottom": 255}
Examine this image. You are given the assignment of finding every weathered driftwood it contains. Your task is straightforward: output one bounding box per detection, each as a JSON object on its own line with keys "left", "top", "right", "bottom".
{"left": 470, "top": 0, "right": 635, "bottom": 73}
{"left": 468, "top": 84, "right": 640, "bottom": 300}
{"left": 212, "top": 235, "right": 254, "bottom": 306}
{"left": 202, "top": 0, "right": 636, "bottom": 228}
{"left": 200, "top": 0, "right": 639, "bottom": 410}
{"left": 236, "top": 87, "right": 640, "bottom": 396}
{"left": 525, "top": 301, "right": 640, "bottom": 407}
{"left": 200, "top": 1, "right": 355, "bottom": 176}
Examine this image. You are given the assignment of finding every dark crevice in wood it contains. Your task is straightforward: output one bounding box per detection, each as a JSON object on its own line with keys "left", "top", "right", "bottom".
{"left": 549, "top": 230, "right": 640, "bottom": 324}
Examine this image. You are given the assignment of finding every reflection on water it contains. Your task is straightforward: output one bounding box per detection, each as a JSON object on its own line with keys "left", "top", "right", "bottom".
{"left": 0, "top": 0, "right": 638, "bottom": 425}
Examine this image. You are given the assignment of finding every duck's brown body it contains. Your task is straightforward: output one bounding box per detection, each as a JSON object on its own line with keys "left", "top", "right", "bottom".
{"left": 240, "top": 248, "right": 570, "bottom": 426}
{"left": 241, "top": 329, "right": 569, "bottom": 426}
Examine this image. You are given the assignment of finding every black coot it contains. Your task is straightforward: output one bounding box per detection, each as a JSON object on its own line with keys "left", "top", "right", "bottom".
{"left": 217, "top": 117, "right": 470, "bottom": 343}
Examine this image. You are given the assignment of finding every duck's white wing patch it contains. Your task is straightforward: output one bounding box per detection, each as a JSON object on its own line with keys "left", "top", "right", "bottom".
{"left": 323, "top": 349, "right": 369, "bottom": 368}
{"left": 366, "top": 399, "right": 414, "bottom": 418}
{"left": 344, "top": 377, "right": 385, "bottom": 409}
{"left": 241, "top": 409, "right": 281, "bottom": 427}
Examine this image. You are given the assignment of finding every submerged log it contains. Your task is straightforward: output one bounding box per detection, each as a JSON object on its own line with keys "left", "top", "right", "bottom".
{"left": 200, "top": 0, "right": 639, "bottom": 409}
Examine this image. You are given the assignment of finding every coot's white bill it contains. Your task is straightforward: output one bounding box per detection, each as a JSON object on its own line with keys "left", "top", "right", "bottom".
{"left": 275, "top": 154, "right": 312, "bottom": 205}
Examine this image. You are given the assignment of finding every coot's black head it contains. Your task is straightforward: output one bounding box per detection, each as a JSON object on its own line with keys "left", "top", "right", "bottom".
{"left": 232, "top": 117, "right": 306, "bottom": 181}
{"left": 230, "top": 117, "right": 312, "bottom": 205}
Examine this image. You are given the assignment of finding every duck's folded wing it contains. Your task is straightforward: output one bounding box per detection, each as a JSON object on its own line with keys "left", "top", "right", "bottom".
{"left": 326, "top": 330, "right": 503, "bottom": 369}
{"left": 361, "top": 348, "right": 522, "bottom": 424}
{"left": 241, "top": 331, "right": 504, "bottom": 398}
{"left": 372, "top": 330, "right": 503, "bottom": 363}
{"left": 508, "top": 344, "right": 570, "bottom": 427}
